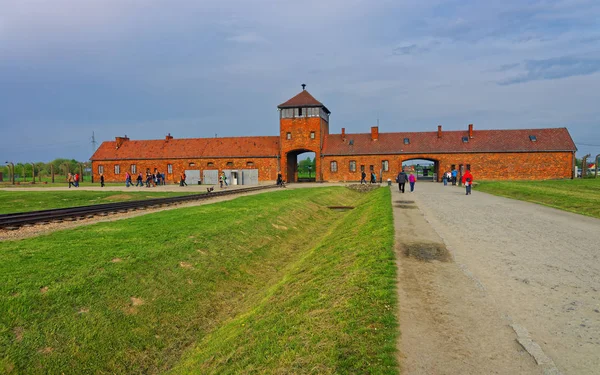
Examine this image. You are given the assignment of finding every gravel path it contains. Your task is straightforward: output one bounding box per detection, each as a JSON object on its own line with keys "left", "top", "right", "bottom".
{"left": 396, "top": 181, "right": 600, "bottom": 374}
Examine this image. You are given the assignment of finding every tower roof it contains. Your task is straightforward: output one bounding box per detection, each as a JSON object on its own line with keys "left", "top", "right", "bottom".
{"left": 278, "top": 90, "right": 330, "bottom": 114}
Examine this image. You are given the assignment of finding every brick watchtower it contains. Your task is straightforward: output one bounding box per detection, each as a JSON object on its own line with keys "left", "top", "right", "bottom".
{"left": 278, "top": 85, "right": 331, "bottom": 182}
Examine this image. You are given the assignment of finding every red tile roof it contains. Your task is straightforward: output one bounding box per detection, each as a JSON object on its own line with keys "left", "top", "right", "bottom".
{"left": 278, "top": 90, "right": 330, "bottom": 113}
{"left": 91, "top": 136, "right": 280, "bottom": 161}
{"left": 322, "top": 127, "right": 576, "bottom": 155}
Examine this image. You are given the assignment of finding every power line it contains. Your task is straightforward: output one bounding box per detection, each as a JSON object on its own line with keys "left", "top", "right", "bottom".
{"left": 575, "top": 142, "right": 600, "bottom": 147}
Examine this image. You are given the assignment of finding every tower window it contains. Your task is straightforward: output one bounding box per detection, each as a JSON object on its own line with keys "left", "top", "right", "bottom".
{"left": 286, "top": 132, "right": 291, "bottom": 140}
{"left": 298, "top": 107, "right": 303, "bottom": 116}
{"left": 330, "top": 161, "right": 338, "bottom": 172}
{"left": 310, "top": 131, "right": 315, "bottom": 139}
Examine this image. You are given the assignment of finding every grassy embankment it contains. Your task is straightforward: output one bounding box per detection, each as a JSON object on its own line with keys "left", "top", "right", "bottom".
{"left": 0, "top": 191, "right": 197, "bottom": 214}
{"left": 476, "top": 178, "right": 600, "bottom": 219}
{"left": 0, "top": 187, "right": 398, "bottom": 374}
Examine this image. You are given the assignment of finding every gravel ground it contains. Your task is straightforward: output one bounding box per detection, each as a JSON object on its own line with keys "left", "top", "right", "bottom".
{"left": 396, "top": 181, "right": 599, "bottom": 374}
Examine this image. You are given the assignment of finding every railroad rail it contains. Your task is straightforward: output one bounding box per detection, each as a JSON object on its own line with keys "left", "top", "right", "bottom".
{"left": 0, "top": 185, "right": 278, "bottom": 229}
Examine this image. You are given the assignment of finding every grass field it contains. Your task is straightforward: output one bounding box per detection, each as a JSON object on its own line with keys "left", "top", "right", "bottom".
{"left": 0, "top": 191, "right": 196, "bottom": 214}
{"left": 476, "top": 178, "right": 600, "bottom": 219}
{"left": 0, "top": 187, "right": 398, "bottom": 374}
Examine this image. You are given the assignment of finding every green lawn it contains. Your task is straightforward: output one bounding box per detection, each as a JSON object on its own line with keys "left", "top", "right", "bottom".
{"left": 0, "top": 187, "right": 398, "bottom": 374}
{"left": 476, "top": 178, "right": 600, "bottom": 219}
{"left": 0, "top": 191, "right": 196, "bottom": 214}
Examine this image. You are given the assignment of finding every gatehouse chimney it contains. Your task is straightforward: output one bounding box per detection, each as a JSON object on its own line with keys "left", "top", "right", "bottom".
{"left": 115, "top": 135, "right": 130, "bottom": 149}
{"left": 371, "top": 126, "right": 379, "bottom": 141}
{"left": 437, "top": 125, "right": 442, "bottom": 138}
{"left": 468, "top": 124, "right": 474, "bottom": 138}
{"left": 341, "top": 127, "right": 346, "bottom": 140}
{"left": 165, "top": 133, "right": 173, "bottom": 141}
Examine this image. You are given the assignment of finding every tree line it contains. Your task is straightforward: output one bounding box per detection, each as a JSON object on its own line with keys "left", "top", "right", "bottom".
{"left": 0, "top": 159, "right": 90, "bottom": 183}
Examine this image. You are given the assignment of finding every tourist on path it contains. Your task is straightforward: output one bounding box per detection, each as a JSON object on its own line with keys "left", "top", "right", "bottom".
{"left": 276, "top": 172, "right": 283, "bottom": 186}
{"left": 360, "top": 171, "right": 367, "bottom": 184}
{"left": 100, "top": 173, "right": 105, "bottom": 187}
{"left": 67, "top": 173, "right": 74, "bottom": 188}
{"left": 222, "top": 172, "right": 228, "bottom": 186}
{"left": 125, "top": 172, "right": 131, "bottom": 187}
{"left": 180, "top": 172, "right": 187, "bottom": 186}
{"left": 451, "top": 168, "right": 458, "bottom": 185}
{"left": 136, "top": 172, "right": 143, "bottom": 187}
{"left": 443, "top": 171, "right": 448, "bottom": 186}
{"left": 462, "top": 169, "right": 474, "bottom": 195}
{"left": 396, "top": 170, "right": 408, "bottom": 193}
{"left": 409, "top": 172, "right": 416, "bottom": 192}
{"left": 370, "top": 171, "right": 376, "bottom": 184}
{"left": 74, "top": 173, "right": 80, "bottom": 187}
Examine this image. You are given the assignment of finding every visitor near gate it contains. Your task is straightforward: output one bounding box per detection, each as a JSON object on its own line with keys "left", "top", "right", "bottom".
{"left": 462, "top": 169, "right": 474, "bottom": 195}
{"left": 443, "top": 171, "right": 449, "bottom": 186}
{"left": 360, "top": 171, "right": 367, "bottom": 184}
{"left": 451, "top": 168, "right": 458, "bottom": 185}
{"left": 396, "top": 170, "right": 408, "bottom": 193}
{"left": 409, "top": 172, "right": 416, "bottom": 192}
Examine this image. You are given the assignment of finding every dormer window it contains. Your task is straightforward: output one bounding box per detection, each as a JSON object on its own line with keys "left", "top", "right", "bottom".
{"left": 529, "top": 135, "right": 537, "bottom": 142}
{"left": 404, "top": 138, "right": 410, "bottom": 145}
{"left": 462, "top": 136, "right": 469, "bottom": 143}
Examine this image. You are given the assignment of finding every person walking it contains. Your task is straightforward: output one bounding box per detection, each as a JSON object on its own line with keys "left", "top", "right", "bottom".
{"left": 370, "top": 171, "right": 376, "bottom": 184}
{"left": 222, "top": 172, "right": 228, "bottom": 186}
{"left": 442, "top": 171, "right": 448, "bottom": 186}
{"left": 180, "top": 172, "right": 187, "bottom": 186}
{"left": 451, "top": 168, "right": 458, "bottom": 186}
{"left": 125, "top": 172, "right": 131, "bottom": 187}
{"left": 67, "top": 173, "right": 74, "bottom": 188}
{"left": 74, "top": 173, "right": 80, "bottom": 187}
{"left": 396, "top": 169, "right": 408, "bottom": 193}
{"left": 136, "top": 172, "right": 143, "bottom": 187}
{"left": 360, "top": 170, "right": 367, "bottom": 184}
{"left": 276, "top": 172, "right": 283, "bottom": 186}
{"left": 219, "top": 173, "right": 224, "bottom": 188}
{"left": 408, "top": 172, "right": 416, "bottom": 192}
{"left": 462, "top": 169, "right": 474, "bottom": 195}
{"left": 100, "top": 173, "right": 105, "bottom": 187}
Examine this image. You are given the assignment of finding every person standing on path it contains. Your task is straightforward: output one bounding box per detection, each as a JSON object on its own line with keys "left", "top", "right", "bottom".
{"left": 396, "top": 169, "right": 408, "bottom": 193}
{"left": 408, "top": 172, "right": 416, "bottom": 192}
{"left": 100, "top": 173, "right": 105, "bottom": 187}
{"left": 360, "top": 170, "right": 367, "bottom": 184}
{"left": 443, "top": 171, "right": 448, "bottom": 186}
{"left": 462, "top": 169, "right": 474, "bottom": 195}
{"left": 451, "top": 168, "right": 458, "bottom": 185}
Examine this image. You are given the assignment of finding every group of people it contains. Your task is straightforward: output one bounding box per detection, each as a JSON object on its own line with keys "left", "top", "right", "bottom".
{"left": 442, "top": 168, "right": 474, "bottom": 195}
{"left": 120, "top": 171, "right": 166, "bottom": 188}
{"left": 442, "top": 169, "right": 459, "bottom": 186}
{"left": 395, "top": 170, "right": 417, "bottom": 193}
{"left": 67, "top": 173, "right": 80, "bottom": 188}
{"left": 360, "top": 170, "right": 379, "bottom": 184}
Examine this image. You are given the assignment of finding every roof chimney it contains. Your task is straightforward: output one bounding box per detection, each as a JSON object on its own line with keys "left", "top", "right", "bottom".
{"left": 165, "top": 133, "right": 173, "bottom": 141}
{"left": 341, "top": 127, "right": 346, "bottom": 140}
{"left": 437, "top": 125, "right": 442, "bottom": 138}
{"left": 371, "top": 126, "right": 379, "bottom": 141}
{"left": 468, "top": 124, "right": 474, "bottom": 138}
{"left": 115, "top": 135, "right": 130, "bottom": 149}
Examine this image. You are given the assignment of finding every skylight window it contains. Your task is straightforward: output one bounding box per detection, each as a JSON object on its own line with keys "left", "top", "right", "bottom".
{"left": 529, "top": 135, "right": 537, "bottom": 142}
{"left": 404, "top": 138, "right": 410, "bottom": 145}
{"left": 462, "top": 136, "right": 469, "bottom": 143}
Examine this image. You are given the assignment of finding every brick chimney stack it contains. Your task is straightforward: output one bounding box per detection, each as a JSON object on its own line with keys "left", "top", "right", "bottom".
{"left": 341, "top": 127, "right": 346, "bottom": 140}
{"left": 437, "top": 125, "right": 442, "bottom": 138}
{"left": 165, "top": 133, "right": 173, "bottom": 141}
{"left": 115, "top": 135, "right": 130, "bottom": 148}
{"left": 469, "top": 124, "right": 474, "bottom": 138}
{"left": 371, "top": 126, "right": 379, "bottom": 141}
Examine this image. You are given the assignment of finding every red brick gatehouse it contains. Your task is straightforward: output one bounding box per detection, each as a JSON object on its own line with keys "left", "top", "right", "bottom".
{"left": 91, "top": 87, "right": 577, "bottom": 184}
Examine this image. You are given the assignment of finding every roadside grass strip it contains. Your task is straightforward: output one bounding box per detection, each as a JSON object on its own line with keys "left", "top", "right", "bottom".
{"left": 0, "top": 190, "right": 196, "bottom": 214}
{"left": 476, "top": 179, "right": 600, "bottom": 219}
{"left": 0, "top": 187, "right": 398, "bottom": 374}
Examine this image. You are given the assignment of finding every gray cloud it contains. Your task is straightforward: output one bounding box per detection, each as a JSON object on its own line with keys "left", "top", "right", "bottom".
{"left": 499, "top": 56, "right": 600, "bottom": 85}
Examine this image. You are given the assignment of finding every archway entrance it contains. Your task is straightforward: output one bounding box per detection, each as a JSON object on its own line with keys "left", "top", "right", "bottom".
{"left": 285, "top": 150, "right": 316, "bottom": 183}
{"left": 402, "top": 158, "right": 439, "bottom": 181}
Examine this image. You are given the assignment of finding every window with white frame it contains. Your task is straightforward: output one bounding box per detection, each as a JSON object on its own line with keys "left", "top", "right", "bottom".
{"left": 382, "top": 160, "right": 389, "bottom": 172}
{"left": 349, "top": 160, "right": 356, "bottom": 172}
{"left": 167, "top": 164, "right": 173, "bottom": 174}
{"left": 330, "top": 161, "right": 338, "bottom": 172}
{"left": 114, "top": 165, "right": 120, "bottom": 174}
{"left": 98, "top": 165, "right": 104, "bottom": 174}
{"left": 131, "top": 164, "right": 136, "bottom": 174}
{"left": 286, "top": 132, "right": 291, "bottom": 140}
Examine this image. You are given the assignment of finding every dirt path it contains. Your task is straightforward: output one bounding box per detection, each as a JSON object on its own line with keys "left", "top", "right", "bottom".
{"left": 393, "top": 182, "right": 600, "bottom": 374}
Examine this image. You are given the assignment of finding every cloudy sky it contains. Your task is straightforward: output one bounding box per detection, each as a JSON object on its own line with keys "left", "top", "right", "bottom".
{"left": 1, "top": 0, "right": 599, "bottom": 162}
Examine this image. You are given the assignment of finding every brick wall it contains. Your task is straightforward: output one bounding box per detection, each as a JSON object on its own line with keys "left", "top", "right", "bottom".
{"left": 92, "top": 157, "right": 279, "bottom": 184}
{"left": 321, "top": 152, "right": 574, "bottom": 182}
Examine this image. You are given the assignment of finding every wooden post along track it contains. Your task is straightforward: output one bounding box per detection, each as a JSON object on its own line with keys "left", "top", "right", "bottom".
{"left": 0, "top": 185, "right": 277, "bottom": 229}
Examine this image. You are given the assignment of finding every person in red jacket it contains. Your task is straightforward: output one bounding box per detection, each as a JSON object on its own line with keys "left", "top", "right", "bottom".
{"left": 462, "top": 169, "right": 473, "bottom": 195}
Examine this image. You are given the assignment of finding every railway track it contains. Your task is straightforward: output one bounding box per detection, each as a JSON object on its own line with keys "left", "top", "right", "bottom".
{"left": 0, "top": 185, "right": 277, "bottom": 230}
